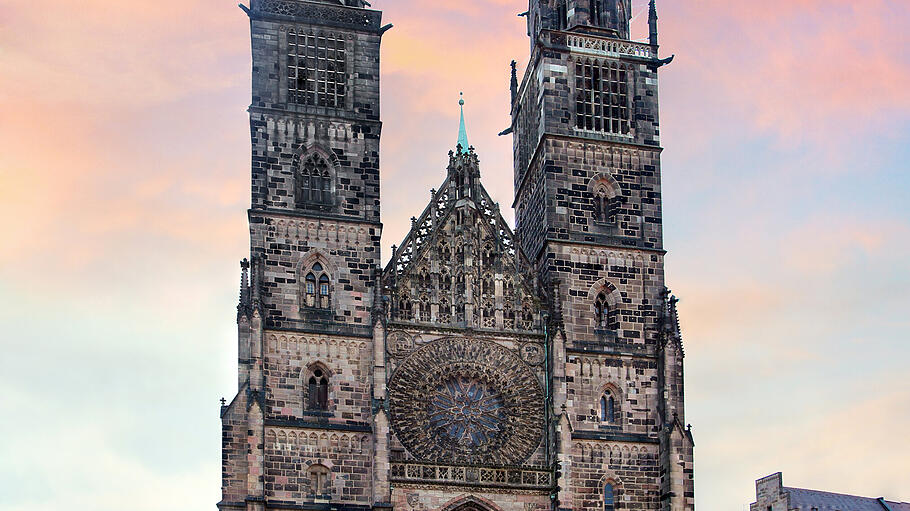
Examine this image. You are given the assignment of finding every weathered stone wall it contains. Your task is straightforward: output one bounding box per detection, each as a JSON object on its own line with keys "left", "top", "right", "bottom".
{"left": 569, "top": 441, "right": 660, "bottom": 511}
{"left": 264, "top": 427, "right": 373, "bottom": 505}
{"left": 251, "top": 212, "right": 380, "bottom": 331}
{"left": 263, "top": 332, "right": 372, "bottom": 422}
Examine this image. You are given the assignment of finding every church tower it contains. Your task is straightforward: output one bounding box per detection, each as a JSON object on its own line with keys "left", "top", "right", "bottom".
{"left": 511, "top": 1, "right": 695, "bottom": 510}
{"left": 219, "top": 1, "right": 389, "bottom": 510}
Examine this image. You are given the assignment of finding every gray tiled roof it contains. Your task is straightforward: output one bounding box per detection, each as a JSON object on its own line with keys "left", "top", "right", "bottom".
{"left": 786, "top": 487, "right": 910, "bottom": 511}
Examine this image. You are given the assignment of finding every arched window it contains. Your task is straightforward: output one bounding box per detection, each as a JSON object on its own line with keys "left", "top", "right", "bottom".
{"left": 600, "top": 392, "right": 616, "bottom": 423}
{"left": 296, "top": 153, "right": 333, "bottom": 210}
{"left": 307, "top": 463, "right": 331, "bottom": 495}
{"left": 302, "top": 261, "right": 331, "bottom": 310}
{"left": 604, "top": 482, "right": 615, "bottom": 511}
{"left": 595, "top": 291, "right": 609, "bottom": 329}
{"left": 590, "top": 0, "right": 602, "bottom": 26}
{"left": 307, "top": 368, "right": 329, "bottom": 410}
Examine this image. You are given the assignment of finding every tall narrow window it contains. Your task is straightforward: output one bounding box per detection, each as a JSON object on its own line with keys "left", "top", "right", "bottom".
{"left": 595, "top": 292, "right": 609, "bottom": 329}
{"left": 296, "top": 153, "right": 333, "bottom": 210}
{"left": 288, "top": 31, "right": 346, "bottom": 108}
{"left": 600, "top": 392, "right": 616, "bottom": 422}
{"left": 575, "top": 59, "right": 630, "bottom": 135}
{"left": 305, "top": 273, "right": 317, "bottom": 307}
{"left": 557, "top": 1, "right": 568, "bottom": 30}
{"left": 590, "top": 0, "right": 602, "bottom": 26}
{"left": 604, "top": 482, "right": 615, "bottom": 511}
{"left": 308, "top": 368, "right": 329, "bottom": 410}
{"left": 307, "top": 464, "right": 331, "bottom": 495}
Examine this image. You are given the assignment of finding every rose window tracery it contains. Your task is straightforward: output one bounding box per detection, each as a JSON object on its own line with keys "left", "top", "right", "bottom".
{"left": 429, "top": 376, "right": 506, "bottom": 448}
{"left": 388, "top": 337, "right": 544, "bottom": 465}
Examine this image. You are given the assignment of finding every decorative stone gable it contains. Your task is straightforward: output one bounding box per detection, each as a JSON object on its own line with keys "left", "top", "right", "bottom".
{"left": 384, "top": 147, "right": 542, "bottom": 331}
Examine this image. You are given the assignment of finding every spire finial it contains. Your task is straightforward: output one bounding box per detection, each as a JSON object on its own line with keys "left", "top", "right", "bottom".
{"left": 457, "top": 92, "right": 469, "bottom": 154}
{"left": 648, "top": 0, "right": 659, "bottom": 47}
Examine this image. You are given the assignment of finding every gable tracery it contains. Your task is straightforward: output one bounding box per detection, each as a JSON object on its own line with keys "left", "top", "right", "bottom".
{"left": 384, "top": 151, "right": 541, "bottom": 332}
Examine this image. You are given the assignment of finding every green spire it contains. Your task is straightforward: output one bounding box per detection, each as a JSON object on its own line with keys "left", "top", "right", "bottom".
{"left": 457, "top": 92, "right": 469, "bottom": 154}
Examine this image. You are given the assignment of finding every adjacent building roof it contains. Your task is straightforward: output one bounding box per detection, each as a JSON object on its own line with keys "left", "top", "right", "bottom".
{"left": 786, "top": 487, "right": 910, "bottom": 511}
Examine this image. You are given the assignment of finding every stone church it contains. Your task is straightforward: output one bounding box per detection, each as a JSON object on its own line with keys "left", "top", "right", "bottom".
{"left": 219, "top": 1, "right": 695, "bottom": 511}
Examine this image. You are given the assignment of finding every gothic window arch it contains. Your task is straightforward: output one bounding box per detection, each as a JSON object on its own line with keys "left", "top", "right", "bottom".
{"left": 295, "top": 152, "right": 334, "bottom": 211}
{"left": 305, "top": 365, "right": 331, "bottom": 411}
{"left": 307, "top": 463, "right": 331, "bottom": 495}
{"left": 302, "top": 260, "right": 332, "bottom": 310}
{"left": 590, "top": 174, "right": 621, "bottom": 224}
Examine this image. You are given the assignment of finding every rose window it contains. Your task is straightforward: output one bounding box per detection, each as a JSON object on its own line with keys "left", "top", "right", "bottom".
{"left": 388, "top": 337, "right": 545, "bottom": 465}
{"left": 428, "top": 376, "right": 506, "bottom": 448}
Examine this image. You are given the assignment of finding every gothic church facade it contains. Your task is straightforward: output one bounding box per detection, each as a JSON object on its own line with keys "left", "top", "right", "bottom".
{"left": 219, "top": 1, "right": 695, "bottom": 511}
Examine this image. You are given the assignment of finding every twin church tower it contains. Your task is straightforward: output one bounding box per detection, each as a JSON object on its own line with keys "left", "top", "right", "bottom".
{"left": 219, "top": 1, "right": 695, "bottom": 511}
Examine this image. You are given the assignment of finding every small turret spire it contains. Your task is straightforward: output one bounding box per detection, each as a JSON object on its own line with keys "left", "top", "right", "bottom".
{"left": 648, "top": 0, "right": 659, "bottom": 47}
{"left": 456, "top": 92, "right": 469, "bottom": 154}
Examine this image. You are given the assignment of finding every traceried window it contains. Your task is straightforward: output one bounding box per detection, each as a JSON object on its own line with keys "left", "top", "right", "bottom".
{"left": 307, "top": 463, "right": 330, "bottom": 495}
{"left": 600, "top": 392, "right": 616, "bottom": 422}
{"left": 303, "top": 262, "right": 331, "bottom": 309}
{"left": 604, "top": 482, "right": 616, "bottom": 511}
{"left": 307, "top": 368, "right": 329, "bottom": 411}
{"left": 287, "top": 30, "right": 346, "bottom": 108}
{"left": 575, "top": 59, "right": 631, "bottom": 135}
{"left": 296, "top": 153, "right": 333, "bottom": 210}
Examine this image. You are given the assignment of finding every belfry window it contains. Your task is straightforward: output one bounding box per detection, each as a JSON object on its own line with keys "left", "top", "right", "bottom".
{"left": 575, "top": 59, "right": 630, "bottom": 135}
{"left": 604, "top": 482, "right": 616, "bottom": 511}
{"left": 307, "top": 368, "right": 329, "bottom": 410}
{"left": 287, "top": 30, "right": 346, "bottom": 108}
{"left": 303, "top": 262, "right": 331, "bottom": 310}
{"left": 296, "top": 153, "right": 333, "bottom": 210}
{"left": 590, "top": 0, "right": 602, "bottom": 26}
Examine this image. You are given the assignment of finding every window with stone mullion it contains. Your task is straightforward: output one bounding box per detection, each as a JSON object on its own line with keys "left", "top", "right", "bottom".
{"left": 575, "top": 59, "right": 630, "bottom": 135}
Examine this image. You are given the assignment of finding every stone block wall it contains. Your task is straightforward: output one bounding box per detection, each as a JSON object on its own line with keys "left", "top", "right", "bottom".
{"left": 263, "top": 332, "right": 372, "bottom": 422}
{"left": 565, "top": 354, "right": 660, "bottom": 436}
{"left": 251, "top": 213, "right": 380, "bottom": 330}
{"left": 263, "top": 427, "right": 373, "bottom": 506}
{"left": 569, "top": 441, "right": 660, "bottom": 511}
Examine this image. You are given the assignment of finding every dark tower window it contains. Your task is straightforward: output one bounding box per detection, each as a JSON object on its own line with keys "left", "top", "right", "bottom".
{"left": 307, "top": 368, "right": 329, "bottom": 410}
{"left": 590, "top": 0, "right": 602, "bottom": 26}
{"left": 595, "top": 291, "right": 609, "bottom": 329}
{"left": 600, "top": 392, "right": 616, "bottom": 422}
{"left": 557, "top": 2, "right": 568, "bottom": 29}
{"left": 288, "top": 30, "right": 346, "bottom": 108}
{"left": 575, "top": 59, "right": 631, "bottom": 135}
{"left": 296, "top": 153, "right": 333, "bottom": 210}
{"left": 604, "top": 482, "right": 615, "bottom": 511}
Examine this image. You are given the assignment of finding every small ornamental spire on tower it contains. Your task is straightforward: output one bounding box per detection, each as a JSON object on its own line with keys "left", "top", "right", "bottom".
{"left": 456, "top": 92, "right": 470, "bottom": 154}
{"left": 648, "top": 0, "right": 659, "bottom": 47}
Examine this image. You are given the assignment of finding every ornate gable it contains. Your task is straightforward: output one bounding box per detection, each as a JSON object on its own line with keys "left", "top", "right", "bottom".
{"left": 383, "top": 147, "right": 542, "bottom": 331}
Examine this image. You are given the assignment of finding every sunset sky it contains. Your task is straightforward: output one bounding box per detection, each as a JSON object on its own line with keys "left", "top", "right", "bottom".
{"left": 1, "top": 0, "right": 908, "bottom": 510}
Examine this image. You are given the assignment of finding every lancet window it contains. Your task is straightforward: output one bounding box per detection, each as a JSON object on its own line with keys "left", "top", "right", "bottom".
{"left": 307, "top": 367, "right": 329, "bottom": 411}
{"left": 604, "top": 482, "right": 616, "bottom": 511}
{"left": 600, "top": 391, "right": 616, "bottom": 423}
{"left": 296, "top": 153, "right": 333, "bottom": 210}
{"left": 595, "top": 291, "right": 610, "bottom": 329}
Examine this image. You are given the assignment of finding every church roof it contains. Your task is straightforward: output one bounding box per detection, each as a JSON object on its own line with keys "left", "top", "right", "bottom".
{"left": 785, "top": 487, "right": 910, "bottom": 511}
{"left": 383, "top": 101, "right": 542, "bottom": 331}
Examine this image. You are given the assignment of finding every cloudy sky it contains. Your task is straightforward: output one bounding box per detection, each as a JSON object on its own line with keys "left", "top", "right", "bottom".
{"left": 0, "top": 0, "right": 908, "bottom": 509}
